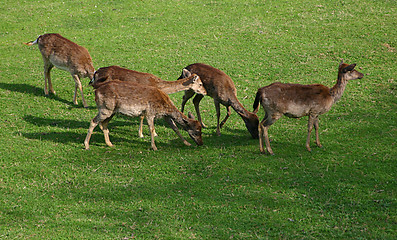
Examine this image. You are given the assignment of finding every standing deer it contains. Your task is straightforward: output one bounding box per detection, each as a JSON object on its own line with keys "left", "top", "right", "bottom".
{"left": 178, "top": 63, "right": 259, "bottom": 138}
{"left": 253, "top": 60, "right": 364, "bottom": 155}
{"left": 24, "top": 33, "right": 94, "bottom": 107}
{"left": 89, "top": 65, "right": 206, "bottom": 137}
{"left": 84, "top": 80, "right": 203, "bottom": 151}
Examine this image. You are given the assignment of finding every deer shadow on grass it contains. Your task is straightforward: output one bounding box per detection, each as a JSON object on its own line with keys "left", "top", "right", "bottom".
{"left": 22, "top": 114, "right": 188, "bottom": 148}
{"left": 0, "top": 82, "right": 86, "bottom": 107}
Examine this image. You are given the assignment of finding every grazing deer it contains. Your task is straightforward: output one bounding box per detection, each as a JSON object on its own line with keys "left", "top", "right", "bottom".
{"left": 89, "top": 65, "right": 206, "bottom": 137}
{"left": 24, "top": 33, "right": 94, "bottom": 107}
{"left": 253, "top": 60, "right": 364, "bottom": 155}
{"left": 84, "top": 80, "right": 203, "bottom": 151}
{"left": 178, "top": 63, "right": 259, "bottom": 138}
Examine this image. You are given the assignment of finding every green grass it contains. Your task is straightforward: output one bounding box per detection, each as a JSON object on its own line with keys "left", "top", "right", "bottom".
{"left": 0, "top": 0, "right": 396, "bottom": 239}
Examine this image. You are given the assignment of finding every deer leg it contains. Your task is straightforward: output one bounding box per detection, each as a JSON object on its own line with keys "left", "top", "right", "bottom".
{"left": 219, "top": 105, "right": 231, "bottom": 129}
{"left": 146, "top": 116, "right": 158, "bottom": 151}
{"left": 214, "top": 99, "right": 222, "bottom": 136}
{"left": 166, "top": 117, "right": 191, "bottom": 146}
{"left": 43, "top": 63, "right": 55, "bottom": 95}
{"left": 138, "top": 116, "right": 157, "bottom": 138}
{"left": 72, "top": 75, "right": 87, "bottom": 108}
{"left": 84, "top": 119, "right": 97, "bottom": 150}
{"left": 259, "top": 112, "right": 275, "bottom": 155}
{"left": 138, "top": 116, "right": 144, "bottom": 138}
{"left": 181, "top": 90, "right": 195, "bottom": 113}
{"left": 192, "top": 94, "right": 206, "bottom": 128}
{"left": 314, "top": 117, "right": 322, "bottom": 148}
{"left": 85, "top": 112, "right": 113, "bottom": 149}
{"left": 306, "top": 115, "right": 315, "bottom": 152}
{"left": 101, "top": 116, "right": 114, "bottom": 147}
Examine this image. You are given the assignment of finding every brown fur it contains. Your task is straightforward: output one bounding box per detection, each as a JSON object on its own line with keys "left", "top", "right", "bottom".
{"left": 89, "top": 65, "right": 206, "bottom": 137}
{"left": 178, "top": 63, "right": 259, "bottom": 138}
{"left": 253, "top": 61, "right": 364, "bottom": 155}
{"left": 25, "top": 33, "right": 94, "bottom": 107}
{"left": 84, "top": 81, "right": 203, "bottom": 151}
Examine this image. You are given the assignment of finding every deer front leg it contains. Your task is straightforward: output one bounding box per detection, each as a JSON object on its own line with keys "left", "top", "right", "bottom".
{"left": 166, "top": 117, "right": 191, "bottom": 146}
{"left": 193, "top": 94, "right": 206, "bottom": 128}
{"left": 72, "top": 75, "right": 88, "bottom": 108}
{"left": 138, "top": 116, "right": 144, "bottom": 138}
{"left": 181, "top": 89, "right": 195, "bottom": 113}
{"left": 146, "top": 117, "right": 158, "bottom": 151}
{"left": 314, "top": 117, "right": 322, "bottom": 148}
{"left": 306, "top": 115, "right": 315, "bottom": 152}
{"left": 139, "top": 116, "right": 157, "bottom": 138}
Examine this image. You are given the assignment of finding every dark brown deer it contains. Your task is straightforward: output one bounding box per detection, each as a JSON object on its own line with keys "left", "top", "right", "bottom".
{"left": 84, "top": 80, "right": 203, "bottom": 151}
{"left": 253, "top": 60, "right": 364, "bottom": 155}
{"left": 24, "top": 33, "right": 94, "bottom": 107}
{"left": 178, "top": 63, "right": 259, "bottom": 138}
{"left": 89, "top": 65, "right": 206, "bottom": 137}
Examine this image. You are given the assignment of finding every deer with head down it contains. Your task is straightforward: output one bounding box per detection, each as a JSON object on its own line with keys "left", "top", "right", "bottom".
{"left": 90, "top": 65, "right": 206, "bottom": 138}
{"left": 24, "top": 33, "right": 94, "bottom": 107}
{"left": 178, "top": 63, "right": 259, "bottom": 138}
{"left": 253, "top": 60, "right": 364, "bottom": 155}
{"left": 84, "top": 80, "right": 203, "bottom": 151}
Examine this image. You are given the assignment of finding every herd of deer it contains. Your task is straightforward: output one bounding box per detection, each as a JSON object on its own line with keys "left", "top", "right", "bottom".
{"left": 24, "top": 33, "right": 364, "bottom": 154}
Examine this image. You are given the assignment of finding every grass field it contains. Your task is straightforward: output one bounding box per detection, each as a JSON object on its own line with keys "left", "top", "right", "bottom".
{"left": 0, "top": 0, "right": 396, "bottom": 239}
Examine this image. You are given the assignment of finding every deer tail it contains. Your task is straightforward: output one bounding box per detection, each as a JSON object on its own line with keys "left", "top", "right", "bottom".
{"left": 253, "top": 90, "right": 262, "bottom": 114}
{"left": 23, "top": 36, "right": 40, "bottom": 46}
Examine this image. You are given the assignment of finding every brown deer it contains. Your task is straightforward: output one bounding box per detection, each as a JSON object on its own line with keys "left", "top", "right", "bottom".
{"left": 253, "top": 60, "right": 364, "bottom": 155}
{"left": 90, "top": 65, "right": 206, "bottom": 138}
{"left": 178, "top": 63, "right": 259, "bottom": 138}
{"left": 84, "top": 80, "right": 203, "bottom": 151}
{"left": 24, "top": 33, "right": 94, "bottom": 107}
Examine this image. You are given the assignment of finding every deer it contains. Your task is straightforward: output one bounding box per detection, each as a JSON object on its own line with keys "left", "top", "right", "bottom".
{"left": 178, "top": 63, "right": 259, "bottom": 138}
{"left": 84, "top": 80, "right": 203, "bottom": 151}
{"left": 24, "top": 33, "right": 94, "bottom": 108}
{"left": 253, "top": 60, "right": 364, "bottom": 155}
{"left": 89, "top": 65, "right": 206, "bottom": 138}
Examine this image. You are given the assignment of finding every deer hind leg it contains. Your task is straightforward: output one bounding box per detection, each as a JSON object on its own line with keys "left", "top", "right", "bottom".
{"left": 166, "top": 117, "right": 191, "bottom": 146}
{"left": 314, "top": 116, "right": 322, "bottom": 148}
{"left": 84, "top": 111, "right": 113, "bottom": 149}
{"left": 259, "top": 111, "right": 276, "bottom": 155}
{"left": 181, "top": 89, "right": 195, "bottom": 113}
{"left": 146, "top": 116, "right": 158, "bottom": 151}
{"left": 192, "top": 94, "right": 206, "bottom": 128}
{"left": 72, "top": 74, "right": 87, "bottom": 108}
{"left": 43, "top": 62, "right": 55, "bottom": 95}
{"left": 219, "top": 105, "right": 231, "bottom": 129}
{"left": 100, "top": 115, "right": 114, "bottom": 147}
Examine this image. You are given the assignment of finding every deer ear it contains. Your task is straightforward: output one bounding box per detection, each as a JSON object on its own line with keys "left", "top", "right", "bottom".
{"left": 339, "top": 59, "right": 344, "bottom": 67}
{"left": 182, "top": 69, "right": 192, "bottom": 78}
{"left": 343, "top": 64, "right": 356, "bottom": 73}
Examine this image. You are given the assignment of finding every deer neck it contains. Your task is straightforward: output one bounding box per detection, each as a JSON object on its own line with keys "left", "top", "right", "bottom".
{"left": 157, "top": 78, "right": 191, "bottom": 94}
{"left": 330, "top": 76, "right": 348, "bottom": 104}
{"left": 168, "top": 111, "right": 191, "bottom": 130}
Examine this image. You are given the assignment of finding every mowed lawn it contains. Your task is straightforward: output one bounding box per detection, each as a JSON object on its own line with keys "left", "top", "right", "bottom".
{"left": 0, "top": 0, "right": 395, "bottom": 239}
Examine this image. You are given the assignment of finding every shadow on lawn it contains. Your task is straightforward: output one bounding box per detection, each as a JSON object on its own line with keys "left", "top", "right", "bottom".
{"left": 0, "top": 82, "right": 85, "bottom": 107}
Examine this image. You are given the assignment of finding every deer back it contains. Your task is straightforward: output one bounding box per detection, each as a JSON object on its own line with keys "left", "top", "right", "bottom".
{"left": 91, "top": 66, "right": 161, "bottom": 88}
{"left": 37, "top": 33, "right": 94, "bottom": 79}
{"left": 179, "top": 63, "right": 237, "bottom": 102}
